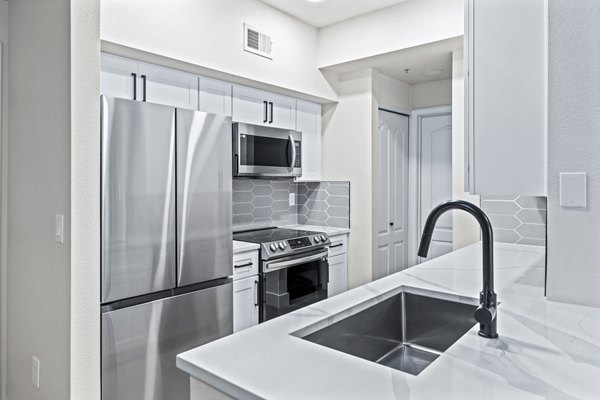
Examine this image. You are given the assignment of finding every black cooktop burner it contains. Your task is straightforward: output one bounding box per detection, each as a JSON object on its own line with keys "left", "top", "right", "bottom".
{"left": 233, "top": 227, "right": 322, "bottom": 244}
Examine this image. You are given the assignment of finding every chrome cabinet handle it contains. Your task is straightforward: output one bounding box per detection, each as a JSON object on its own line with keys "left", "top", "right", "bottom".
{"left": 234, "top": 261, "right": 253, "bottom": 269}
{"left": 288, "top": 134, "right": 296, "bottom": 172}
{"left": 329, "top": 243, "right": 343, "bottom": 249}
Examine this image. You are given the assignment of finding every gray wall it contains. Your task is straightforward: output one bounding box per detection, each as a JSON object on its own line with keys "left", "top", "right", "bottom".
{"left": 546, "top": 0, "right": 600, "bottom": 307}
{"left": 5, "top": 0, "right": 75, "bottom": 398}
{"left": 0, "top": 1, "right": 7, "bottom": 396}
{"left": 481, "top": 196, "right": 546, "bottom": 246}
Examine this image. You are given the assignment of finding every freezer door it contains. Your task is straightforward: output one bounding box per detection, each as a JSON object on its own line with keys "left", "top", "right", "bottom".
{"left": 101, "top": 282, "right": 233, "bottom": 400}
{"left": 101, "top": 96, "right": 176, "bottom": 303}
{"left": 176, "top": 110, "right": 233, "bottom": 286}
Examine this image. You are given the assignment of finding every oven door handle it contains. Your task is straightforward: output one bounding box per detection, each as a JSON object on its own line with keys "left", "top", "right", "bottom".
{"left": 264, "top": 250, "right": 328, "bottom": 273}
{"left": 288, "top": 134, "right": 296, "bottom": 173}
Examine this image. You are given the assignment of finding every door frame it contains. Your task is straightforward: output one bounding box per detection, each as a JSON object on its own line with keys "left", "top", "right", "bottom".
{"left": 408, "top": 105, "right": 452, "bottom": 266}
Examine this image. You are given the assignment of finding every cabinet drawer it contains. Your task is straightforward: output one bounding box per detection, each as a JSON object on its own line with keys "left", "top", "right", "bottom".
{"left": 233, "top": 250, "right": 259, "bottom": 280}
{"left": 328, "top": 234, "right": 348, "bottom": 257}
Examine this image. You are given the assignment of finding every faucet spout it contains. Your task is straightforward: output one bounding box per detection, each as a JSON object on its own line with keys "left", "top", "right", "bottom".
{"left": 418, "top": 200, "right": 498, "bottom": 339}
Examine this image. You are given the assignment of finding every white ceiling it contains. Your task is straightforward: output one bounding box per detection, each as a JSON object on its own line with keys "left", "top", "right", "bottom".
{"left": 259, "top": 0, "right": 410, "bottom": 28}
{"left": 321, "top": 37, "right": 463, "bottom": 85}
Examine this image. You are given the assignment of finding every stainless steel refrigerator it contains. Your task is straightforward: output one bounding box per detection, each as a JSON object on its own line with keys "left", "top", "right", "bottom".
{"left": 100, "top": 96, "right": 233, "bottom": 400}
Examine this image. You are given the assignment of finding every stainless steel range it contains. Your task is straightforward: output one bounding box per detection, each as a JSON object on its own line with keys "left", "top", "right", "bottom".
{"left": 233, "top": 228, "right": 330, "bottom": 322}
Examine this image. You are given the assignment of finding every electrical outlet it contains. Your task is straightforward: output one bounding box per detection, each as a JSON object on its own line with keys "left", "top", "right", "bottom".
{"left": 32, "top": 356, "right": 40, "bottom": 389}
{"left": 55, "top": 214, "right": 64, "bottom": 243}
{"left": 289, "top": 193, "right": 296, "bottom": 206}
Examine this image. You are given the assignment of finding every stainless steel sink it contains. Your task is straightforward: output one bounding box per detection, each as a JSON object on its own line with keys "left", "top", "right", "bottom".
{"left": 296, "top": 287, "right": 479, "bottom": 376}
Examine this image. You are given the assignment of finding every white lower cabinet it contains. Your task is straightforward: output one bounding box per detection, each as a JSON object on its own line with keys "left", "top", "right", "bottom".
{"left": 233, "top": 275, "right": 259, "bottom": 333}
{"left": 327, "top": 234, "right": 349, "bottom": 297}
{"left": 233, "top": 249, "right": 259, "bottom": 333}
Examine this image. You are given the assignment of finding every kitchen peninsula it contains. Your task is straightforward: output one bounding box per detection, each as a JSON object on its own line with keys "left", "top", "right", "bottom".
{"left": 178, "top": 243, "right": 600, "bottom": 399}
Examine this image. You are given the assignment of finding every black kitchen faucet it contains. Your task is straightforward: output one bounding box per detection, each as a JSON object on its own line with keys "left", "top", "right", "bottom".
{"left": 418, "top": 200, "right": 498, "bottom": 339}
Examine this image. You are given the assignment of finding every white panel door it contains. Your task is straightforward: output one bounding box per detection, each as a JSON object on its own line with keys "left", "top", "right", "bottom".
{"left": 138, "top": 62, "right": 199, "bottom": 110}
{"left": 100, "top": 53, "right": 138, "bottom": 100}
{"left": 199, "top": 77, "right": 232, "bottom": 116}
{"left": 296, "top": 100, "right": 321, "bottom": 181}
{"left": 377, "top": 111, "right": 409, "bottom": 278}
{"left": 233, "top": 275, "right": 259, "bottom": 333}
{"left": 420, "top": 112, "right": 453, "bottom": 261}
{"left": 328, "top": 254, "right": 348, "bottom": 297}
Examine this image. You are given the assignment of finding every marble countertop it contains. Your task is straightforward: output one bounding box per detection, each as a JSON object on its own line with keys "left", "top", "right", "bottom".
{"left": 178, "top": 243, "right": 600, "bottom": 399}
{"left": 233, "top": 240, "right": 260, "bottom": 254}
{"left": 281, "top": 224, "right": 350, "bottom": 237}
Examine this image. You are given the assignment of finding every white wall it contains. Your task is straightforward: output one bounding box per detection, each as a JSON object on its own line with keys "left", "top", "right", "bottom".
{"left": 6, "top": 1, "right": 72, "bottom": 399}
{"left": 450, "top": 50, "right": 480, "bottom": 249}
{"left": 101, "top": 0, "right": 336, "bottom": 101}
{"left": 411, "top": 79, "right": 452, "bottom": 110}
{"left": 322, "top": 70, "right": 375, "bottom": 288}
{"left": 546, "top": 0, "right": 600, "bottom": 307}
{"left": 70, "top": 0, "right": 101, "bottom": 398}
{"left": 0, "top": 2, "right": 8, "bottom": 398}
{"left": 375, "top": 72, "right": 411, "bottom": 113}
{"left": 318, "top": 0, "right": 463, "bottom": 68}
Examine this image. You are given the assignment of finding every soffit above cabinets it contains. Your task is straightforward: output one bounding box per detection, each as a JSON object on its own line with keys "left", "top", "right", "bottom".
{"left": 321, "top": 36, "right": 463, "bottom": 85}
{"left": 259, "top": 0, "right": 410, "bottom": 28}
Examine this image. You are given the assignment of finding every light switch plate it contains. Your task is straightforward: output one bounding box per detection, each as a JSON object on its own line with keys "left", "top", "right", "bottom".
{"left": 560, "top": 172, "right": 587, "bottom": 208}
{"left": 55, "top": 214, "right": 64, "bottom": 243}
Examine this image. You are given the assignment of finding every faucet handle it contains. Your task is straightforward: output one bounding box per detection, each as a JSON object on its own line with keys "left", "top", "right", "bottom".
{"left": 475, "top": 303, "right": 496, "bottom": 325}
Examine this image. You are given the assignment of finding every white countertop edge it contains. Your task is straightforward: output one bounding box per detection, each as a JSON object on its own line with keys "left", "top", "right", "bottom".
{"left": 233, "top": 240, "right": 260, "bottom": 254}
{"left": 281, "top": 224, "right": 350, "bottom": 236}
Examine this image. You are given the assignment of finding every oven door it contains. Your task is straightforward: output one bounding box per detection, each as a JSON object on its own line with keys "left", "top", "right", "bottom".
{"left": 233, "top": 123, "right": 302, "bottom": 177}
{"left": 261, "top": 249, "right": 328, "bottom": 322}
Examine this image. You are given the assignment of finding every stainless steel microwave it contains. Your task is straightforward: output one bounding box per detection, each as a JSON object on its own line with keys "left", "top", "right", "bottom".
{"left": 232, "top": 123, "right": 302, "bottom": 178}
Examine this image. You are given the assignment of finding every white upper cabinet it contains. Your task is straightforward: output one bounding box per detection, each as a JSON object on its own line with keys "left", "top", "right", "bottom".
{"left": 137, "top": 62, "right": 199, "bottom": 110}
{"left": 100, "top": 53, "right": 138, "bottom": 101}
{"left": 232, "top": 85, "right": 296, "bottom": 130}
{"left": 465, "top": 0, "right": 547, "bottom": 196}
{"left": 296, "top": 100, "right": 321, "bottom": 182}
{"left": 199, "top": 77, "right": 232, "bottom": 116}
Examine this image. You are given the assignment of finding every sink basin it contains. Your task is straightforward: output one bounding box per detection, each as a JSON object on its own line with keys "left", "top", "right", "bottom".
{"left": 295, "top": 286, "right": 478, "bottom": 376}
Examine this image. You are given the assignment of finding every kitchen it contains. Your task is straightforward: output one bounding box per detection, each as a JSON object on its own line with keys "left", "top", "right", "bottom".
{"left": 1, "top": 0, "right": 600, "bottom": 400}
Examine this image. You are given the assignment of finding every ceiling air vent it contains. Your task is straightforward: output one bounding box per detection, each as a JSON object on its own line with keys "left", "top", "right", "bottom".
{"left": 244, "top": 23, "right": 273, "bottom": 60}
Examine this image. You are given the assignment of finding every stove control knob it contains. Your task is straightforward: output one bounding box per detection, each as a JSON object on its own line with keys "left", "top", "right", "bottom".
{"left": 270, "top": 243, "right": 278, "bottom": 252}
{"left": 278, "top": 242, "right": 286, "bottom": 250}
{"left": 313, "top": 236, "right": 321, "bottom": 243}
{"left": 320, "top": 234, "right": 327, "bottom": 242}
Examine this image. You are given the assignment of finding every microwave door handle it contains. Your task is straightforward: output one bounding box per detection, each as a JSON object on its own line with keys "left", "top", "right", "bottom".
{"left": 288, "top": 134, "right": 296, "bottom": 173}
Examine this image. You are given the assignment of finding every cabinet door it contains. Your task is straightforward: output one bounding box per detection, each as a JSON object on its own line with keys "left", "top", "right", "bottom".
{"left": 199, "top": 77, "right": 232, "bottom": 116}
{"left": 466, "top": 0, "right": 546, "bottom": 196}
{"left": 232, "top": 85, "right": 297, "bottom": 130}
{"left": 269, "top": 93, "right": 296, "bottom": 130}
{"left": 328, "top": 254, "right": 347, "bottom": 298}
{"left": 295, "top": 100, "right": 321, "bottom": 181}
{"left": 100, "top": 53, "right": 138, "bottom": 100}
{"left": 233, "top": 276, "right": 259, "bottom": 333}
{"left": 138, "top": 62, "right": 199, "bottom": 110}
{"left": 232, "top": 85, "right": 269, "bottom": 126}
